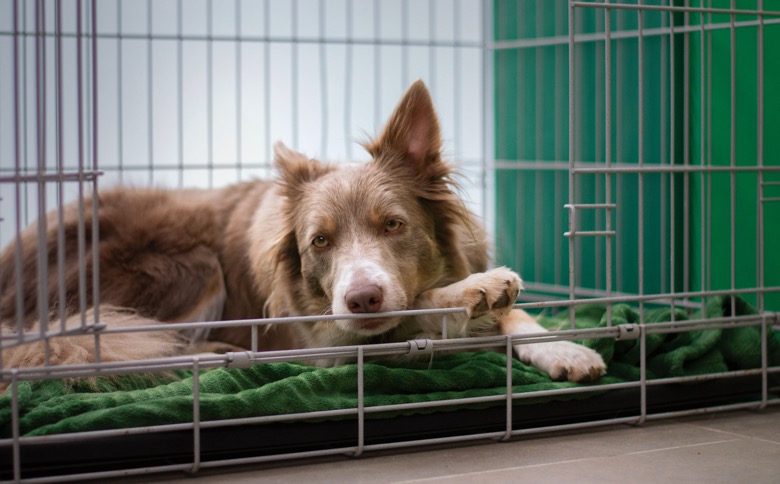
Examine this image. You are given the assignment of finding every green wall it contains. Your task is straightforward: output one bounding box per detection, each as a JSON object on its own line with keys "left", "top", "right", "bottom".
{"left": 494, "top": 0, "right": 780, "bottom": 310}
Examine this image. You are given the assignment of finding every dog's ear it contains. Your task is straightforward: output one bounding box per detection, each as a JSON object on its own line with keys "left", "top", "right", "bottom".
{"left": 274, "top": 142, "right": 333, "bottom": 199}
{"left": 364, "top": 80, "right": 445, "bottom": 179}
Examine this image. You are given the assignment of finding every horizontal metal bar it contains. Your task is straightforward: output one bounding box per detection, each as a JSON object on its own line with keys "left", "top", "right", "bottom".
{"left": 564, "top": 230, "right": 616, "bottom": 238}
{"left": 570, "top": 1, "right": 780, "bottom": 17}
{"left": 18, "top": 463, "right": 195, "bottom": 484}
{"left": 511, "top": 416, "right": 641, "bottom": 436}
{"left": 486, "top": 18, "right": 780, "bottom": 50}
{"left": 0, "top": 30, "right": 483, "bottom": 48}
{"left": 565, "top": 203, "right": 617, "bottom": 210}
{"left": 363, "top": 430, "right": 507, "bottom": 452}
{"left": 0, "top": 171, "right": 102, "bottom": 184}
{"left": 644, "top": 367, "right": 780, "bottom": 386}
{"left": 490, "top": 17, "right": 780, "bottom": 50}
{"left": 515, "top": 287, "right": 780, "bottom": 310}
{"left": 760, "top": 197, "right": 780, "bottom": 203}
{"left": 643, "top": 400, "right": 777, "bottom": 422}
{"left": 573, "top": 165, "right": 780, "bottom": 174}
{"left": 0, "top": 308, "right": 470, "bottom": 350}
{"left": 496, "top": 160, "right": 780, "bottom": 174}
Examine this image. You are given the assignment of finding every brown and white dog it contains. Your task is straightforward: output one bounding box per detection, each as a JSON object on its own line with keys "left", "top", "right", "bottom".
{"left": 0, "top": 81, "right": 605, "bottom": 384}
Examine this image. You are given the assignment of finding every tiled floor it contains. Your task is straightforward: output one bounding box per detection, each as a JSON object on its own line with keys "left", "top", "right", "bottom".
{"left": 149, "top": 406, "right": 780, "bottom": 483}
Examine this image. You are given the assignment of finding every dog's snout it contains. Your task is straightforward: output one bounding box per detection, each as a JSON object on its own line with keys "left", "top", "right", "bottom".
{"left": 345, "top": 285, "right": 383, "bottom": 313}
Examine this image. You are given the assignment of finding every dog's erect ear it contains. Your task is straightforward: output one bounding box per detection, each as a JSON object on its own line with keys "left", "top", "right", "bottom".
{"left": 274, "top": 142, "right": 333, "bottom": 199}
{"left": 365, "top": 80, "right": 444, "bottom": 177}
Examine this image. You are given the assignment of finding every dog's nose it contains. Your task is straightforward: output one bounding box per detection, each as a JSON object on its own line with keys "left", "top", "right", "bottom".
{"left": 345, "top": 285, "right": 383, "bottom": 313}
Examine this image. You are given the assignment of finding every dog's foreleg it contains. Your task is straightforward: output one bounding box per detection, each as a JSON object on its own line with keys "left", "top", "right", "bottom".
{"left": 498, "top": 309, "right": 606, "bottom": 383}
{"left": 413, "top": 267, "right": 522, "bottom": 338}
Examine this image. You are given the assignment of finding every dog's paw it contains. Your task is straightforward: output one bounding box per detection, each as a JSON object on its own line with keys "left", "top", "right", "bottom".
{"left": 533, "top": 341, "right": 606, "bottom": 383}
{"left": 456, "top": 267, "right": 522, "bottom": 319}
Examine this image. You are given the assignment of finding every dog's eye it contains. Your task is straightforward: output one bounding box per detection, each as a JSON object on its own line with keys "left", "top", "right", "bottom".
{"left": 312, "top": 235, "right": 329, "bottom": 248}
{"left": 385, "top": 219, "right": 403, "bottom": 233}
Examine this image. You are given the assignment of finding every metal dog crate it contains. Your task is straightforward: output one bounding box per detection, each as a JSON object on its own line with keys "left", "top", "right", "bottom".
{"left": 1, "top": 0, "right": 779, "bottom": 481}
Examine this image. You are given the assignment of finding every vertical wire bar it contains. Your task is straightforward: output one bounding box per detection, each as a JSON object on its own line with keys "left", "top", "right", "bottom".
{"left": 502, "top": 335, "right": 513, "bottom": 441}
{"left": 236, "top": 0, "right": 243, "bottom": 180}
{"left": 251, "top": 324, "right": 258, "bottom": 352}
{"left": 11, "top": 370, "right": 21, "bottom": 482}
{"left": 669, "top": 2, "right": 676, "bottom": 322}
{"left": 614, "top": 5, "right": 622, "bottom": 294}
{"left": 481, "top": 0, "right": 495, "bottom": 247}
{"left": 430, "top": 0, "right": 437, "bottom": 102}
{"left": 13, "top": 0, "right": 26, "bottom": 340}
{"left": 291, "top": 0, "right": 298, "bottom": 149}
{"left": 729, "top": 0, "right": 737, "bottom": 317}
{"left": 264, "top": 0, "right": 271, "bottom": 165}
{"left": 207, "top": 0, "right": 214, "bottom": 187}
{"left": 660, "top": 4, "right": 667, "bottom": 294}
{"left": 319, "top": 0, "right": 328, "bottom": 158}
{"left": 344, "top": 0, "right": 353, "bottom": 159}
{"left": 34, "top": 0, "right": 51, "bottom": 365}
{"left": 683, "top": 1, "right": 690, "bottom": 306}
{"left": 147, "top": 0, "right": 153, "bottom": 185}
{"left": 401, "top": 0, "right": 409, "bottom": 86}
{"left": 116, "top": 0, "right": 124, "bottom": 183}
{"left": 56, "top": 0, "right": 66, "bottom": 333}
{"left": 757, "top": 0, "right": 766, "bottom": 404}
{"left": 699, "top": 1, "right": 706, "bottom": 317}
{"left": 605, "top": 1, "right": 613, "bottom": 327}
{"left": 568, "top": 1, "right": 576, "bottom": 327}
{"left": 441, "top": 314, "right": 448, "bottom": 340}
{"left": 191, "top": 358, "right": 201, "bottom": 473}
{"left": 594, "top": 5, "right": 603, "bottom": 294}
{"left": 76, "top": 0, "right": 87, "bottom": 327}
{"left": 91, "top": 0, "right": 101, "bottom": 361}
{"left": 638, "top": 324, "right": 647, "bottom": 424}
{"left": 638, "top": 4, "right": 645, "bottom": 326}
{"left": 534, "top": 2, "right": 544, "bottom": 282}
{"left": 706, "top": 2, "right": 713, "bottom": 314}
{"left": 354, "top": 345, "right": 365, "bottom": 457}
{"left": 574, "top": 10, "right": 583, "bottom": 293}
{"left": 373, "top": 0, "right": 381, "bottom": 131}
{"left": 453, "top": 0, "right": 461, "bottom": 163}
{"left": 756, "top": 0, "right": 767, "bottom": 318}
{"left": 554, "top": 0, "right": 564, "bottom": 286}
{"left": 177, "top": 0, "right": 183, "bottom": 187}
{"left": 761, "top": 313, "right": 768, "bottom": 408}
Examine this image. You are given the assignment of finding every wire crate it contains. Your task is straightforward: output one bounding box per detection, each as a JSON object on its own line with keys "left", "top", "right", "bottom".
{"left": 1, "top": 0, "right": 779, "bottom": 481}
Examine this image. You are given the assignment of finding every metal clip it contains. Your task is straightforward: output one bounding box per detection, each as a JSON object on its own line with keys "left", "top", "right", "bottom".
{"left": 407, "top": 338, "right": 434, "bottom": 356}
{"left": 225, "top": 351, "right": 253, "bottom": 369}
{"left": 616, "top": 324, "right": 640, "bottom": 341}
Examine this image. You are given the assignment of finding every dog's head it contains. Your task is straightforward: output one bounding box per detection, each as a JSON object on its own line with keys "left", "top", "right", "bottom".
{"left": 266, "top": 81, "right": 481, "bottom": 342}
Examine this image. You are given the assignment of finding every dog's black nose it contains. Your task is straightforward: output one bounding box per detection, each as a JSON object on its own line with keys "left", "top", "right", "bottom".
{"left": 345, "top": 285, "right": 383, "bottom": 313}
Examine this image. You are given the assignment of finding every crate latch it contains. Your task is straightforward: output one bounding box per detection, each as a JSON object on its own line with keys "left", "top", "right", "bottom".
{"left": 225, "top": 351, "right": 253, "bottom": 369}
{"left": 407, "top": 338, "right": 434, "bottom": 356}
{"left": 616, "top": 324, "right": 640, "bottom": 340}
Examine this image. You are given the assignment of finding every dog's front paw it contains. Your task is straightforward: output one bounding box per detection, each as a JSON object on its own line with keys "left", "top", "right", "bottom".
{"left": 534, "top": 341, "right": 606, "bottom": 383}
{"left": 457, "top": 267, "right": 522, "bottom": 319}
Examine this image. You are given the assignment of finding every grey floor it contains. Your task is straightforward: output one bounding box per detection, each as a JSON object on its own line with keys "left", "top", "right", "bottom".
{"left": 148, "top": 406, "right": 780, "bottom": 483}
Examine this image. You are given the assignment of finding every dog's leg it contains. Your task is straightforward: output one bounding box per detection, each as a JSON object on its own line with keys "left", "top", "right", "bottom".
{"left": 414, "top": 267, "right": 605, "bottom": 383}
{"left": 414, "top": 267, "right": 522, "bottom": 337}
{"left": 498, "top": 309, "right": 606, "bottom": 383}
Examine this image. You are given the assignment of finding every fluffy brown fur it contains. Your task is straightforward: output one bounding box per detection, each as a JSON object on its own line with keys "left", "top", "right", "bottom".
{"left": 1, "top": 81, "right": 606, "bottom": 389}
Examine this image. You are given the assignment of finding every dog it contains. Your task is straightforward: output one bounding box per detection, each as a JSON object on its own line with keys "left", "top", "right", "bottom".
{"left": 0, "top": 81, "right": 606, "bottom": 385}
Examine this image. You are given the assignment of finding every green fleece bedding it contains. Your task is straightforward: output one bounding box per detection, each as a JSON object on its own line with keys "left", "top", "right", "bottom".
{"left": 2, "top": 296, "right": 778, "bottom": 437}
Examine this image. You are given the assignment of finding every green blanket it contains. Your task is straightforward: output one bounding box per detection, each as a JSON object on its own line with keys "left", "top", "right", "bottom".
{"left": 2, "top": 296, "right": 778, "bottom": 437}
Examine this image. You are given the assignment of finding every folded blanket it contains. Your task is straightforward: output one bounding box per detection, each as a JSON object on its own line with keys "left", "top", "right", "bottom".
{"left": 2, "top": 296, "right": 778, "bottom": 437}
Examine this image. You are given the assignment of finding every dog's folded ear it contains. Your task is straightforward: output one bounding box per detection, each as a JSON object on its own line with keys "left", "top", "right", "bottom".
{"left": 364, "top": 80, "right": 448, "bottom": 182}
{"left": 274, "top": 142, "right": 334, "bottom": 200}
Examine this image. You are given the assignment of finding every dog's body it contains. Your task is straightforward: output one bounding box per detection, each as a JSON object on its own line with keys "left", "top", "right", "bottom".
{"left": 1, "top": 81, "right": 605, "bottom": 383}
